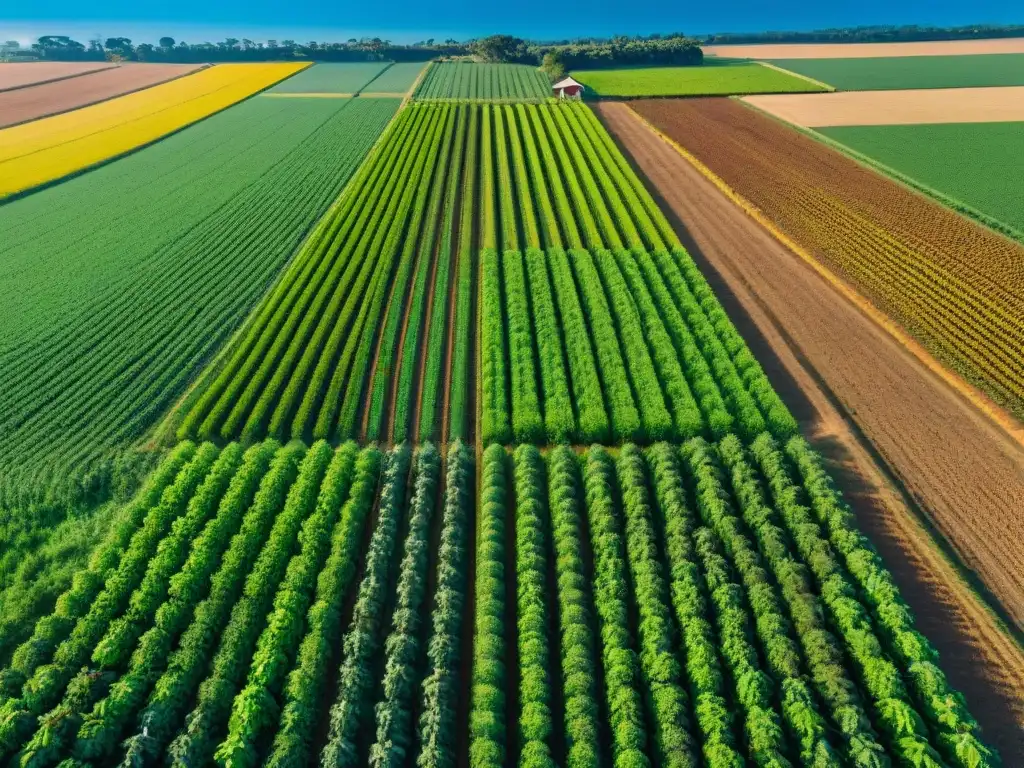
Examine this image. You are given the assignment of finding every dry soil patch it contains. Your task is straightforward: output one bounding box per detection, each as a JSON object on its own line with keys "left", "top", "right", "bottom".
{"left": 706, "top": 37, "right": 1024, "bottom": 59}
{"left": 597, "top": 99, "right": 1024, "bottom": 760}
{"left": 0, "top": 63, "right": 205, "bottom": 128}
{"left": 743, "top": 85, "right": 1024, "bottom": 126}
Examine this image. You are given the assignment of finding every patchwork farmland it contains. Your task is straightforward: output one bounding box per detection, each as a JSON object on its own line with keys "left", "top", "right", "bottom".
{"left": 1, "top": 43, "right": 1023, "bottom": 768}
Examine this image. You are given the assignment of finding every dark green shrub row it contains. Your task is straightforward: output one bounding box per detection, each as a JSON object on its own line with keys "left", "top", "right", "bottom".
{"left": 417, "top": 440, "right": 473, "bottom": 768}
{"left": 370, "top": 445, "right": 442, "bottom": 768}
{"left": 215, "top": 443, "right": 361, "bottom": 767}
{"left": 72, "top": 442, "right": 278, "bottom": 763}
{"left": 164, "top": 442, "right": 333, "bottom": 766}
{"left": 751, "top": 436, "right": 996, "bottom": 768}
{"left": 321, "top": 445, "right": 412, "bottom": 768}
{"left": 122, "top": 443, "right": 306, "bottom": 763}
{"left": 690, "top": 438, "right": 889, "bottom": 766}
{"left": 513, "top": 446, "right": 556, "bottom": 768}
{"left": 545, "top": 447, "right": 601, "bottom": 768}
{"left": 469, "top": 445, "right": 509, "bottom": 768}
{"left": 582, "top": 447, "right": 651, "bottom": 768}
{"left": 680, "top": 439, "right": 845, "bottom": 766}
{"left": 784, "top": 437, "right": 996, "bottom": 767}
{"left": 263, "top": 448, "right": 381, "bottom": 768}
{"left": 644, "top": 445, "right": 749, "bottom": 767}
{"left": 615, "top": 445, "right": 699, "bottom": 768}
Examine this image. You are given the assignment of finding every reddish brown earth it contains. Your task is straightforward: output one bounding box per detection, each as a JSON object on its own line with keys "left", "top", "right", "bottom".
{"left": 596, "top": 100, "right": 1024, "bottom": 761}
{"left": 0, "top": 62, "right": 115, "bottom": 91}
{"left": 0, "top": 63, "right": 204, "bottom": 127}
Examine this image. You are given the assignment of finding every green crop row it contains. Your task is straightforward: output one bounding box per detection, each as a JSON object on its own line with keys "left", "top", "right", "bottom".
{"left": 469, "top": 445, "right": 509, "bottom": 767}
{"left": 0, "top": 435, "right": 994, "bottom": 766}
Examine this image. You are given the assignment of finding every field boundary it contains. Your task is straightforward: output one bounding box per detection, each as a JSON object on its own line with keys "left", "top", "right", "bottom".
{"left": 0, "top": 63, "right": 212, "bottom": 130}
{"left": 0, "top": 62, "right": 115, "bottom": 93}
{"left": 262, "top": 92, "right": 355, "bottom": 98}
{"left": 0, "top": 62, "right": 312, "bottom": 206}
{"left": 755, "top": 61, "right": 836, "bottom": 91}
{"left": 739, "top": 99, "right": 1024, "bottom": 249}
{"left": 625, "top": 105, "right": 1024, "bottom": 452}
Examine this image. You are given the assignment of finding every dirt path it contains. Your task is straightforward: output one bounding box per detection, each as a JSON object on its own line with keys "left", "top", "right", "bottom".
{"left": 596, "top": 100, "right": 1024, "bottom": 761}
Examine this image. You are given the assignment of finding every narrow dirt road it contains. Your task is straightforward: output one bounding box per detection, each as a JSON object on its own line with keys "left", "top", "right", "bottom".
{"left": 596, "top": 100, "right": 1024, "bottom": 761}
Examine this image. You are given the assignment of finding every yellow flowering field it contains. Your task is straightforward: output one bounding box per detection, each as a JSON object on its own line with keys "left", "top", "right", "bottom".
{"left": 0, "top": 62, "right": 308, "bottom": 197}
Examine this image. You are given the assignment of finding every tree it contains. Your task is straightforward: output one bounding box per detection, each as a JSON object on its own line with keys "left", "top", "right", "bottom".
{"left": 541, "top": 50, "right": 566, "bottom": 80}
{"left": 159, "top": 36, "right": 175, "bottom": 48}
{"left": 472, "top": 34, "right": 528, "bottom": 62}
{"left": 34, "top": 35, "right": 85, "bottom": 51}
{"left": 136, "top": 42, "right": 155, "bottom": 59}
{"left": 104, "top": 37, "right": 134, "bottom": 55}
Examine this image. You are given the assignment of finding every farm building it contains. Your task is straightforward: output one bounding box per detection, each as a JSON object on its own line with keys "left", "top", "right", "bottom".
{"left": 552, "top": 76, "right": 584, "bottom": 98}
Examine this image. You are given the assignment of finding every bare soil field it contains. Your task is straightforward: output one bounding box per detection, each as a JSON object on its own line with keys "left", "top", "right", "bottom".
{"left": 629, "top": 97, "right": 1024, "bottom": 429}
{"left": 744, "top": 85, "right": 1024, "bottom": 126}
{"left": 597, "top": 100, "right": 1024, "bottom": 760}
{"left": 705, "top": 37, "right": 1024, "bottom": 59}
{"left": 0, "top": 63, "right": 205, "bottom": 128}
{"left": 0, "top": 61, "right": 115, "bottom": 91}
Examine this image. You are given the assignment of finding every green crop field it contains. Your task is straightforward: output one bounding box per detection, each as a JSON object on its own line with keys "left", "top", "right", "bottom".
{"left": 0, "top": 96, "right": 398, "bottom": 504}
{"left": 0, "top": 56, "right": 1000, "bottom": 768}
{"left": 572, "top": 59, "right": 829, "bottom": 97}
{"left": 819, "top": 121, "right": 1024, "bottom": 233}
{"left": 267, "top": 62, "right": 389, "bottom": 93}
{"left": 768, "top": 53, "right": 1024, "bottom": 90}
{"left": 414, "top": 61, "right": 551, "bottom": 101}
{"left": 361, "top": 61, "right": 427, "bottom": 93}
{"left": 174, "top": 102, "right": 795, "bottom": 449}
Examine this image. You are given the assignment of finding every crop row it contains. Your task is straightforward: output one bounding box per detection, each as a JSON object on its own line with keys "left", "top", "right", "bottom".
{"left": 0, "top": 440, "right": 479, "bottom": 767}
{"left": 414, "top": 62, "right": 551, "bottom": 102}
{"left": 466, "top": 437, "right": 994, "bottom": 767}
{"left": 0, "top": 95, "right": 398, "bottom": 506}
{"left": 179, "top": 103, "right": 478, "bottom": 447}
{"left": 481, "top": 246, "right": 796, "bottom": 445}
{"left": 176, "top": 101, "right": 792, "bottom": 450}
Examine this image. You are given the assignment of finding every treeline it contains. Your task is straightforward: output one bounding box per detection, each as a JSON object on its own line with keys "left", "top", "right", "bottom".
{"left": 703, "top": 23, "right": 1024, "bottom": 45}
{"left": 14, "top": 32, "right": 702, "bottom": 69}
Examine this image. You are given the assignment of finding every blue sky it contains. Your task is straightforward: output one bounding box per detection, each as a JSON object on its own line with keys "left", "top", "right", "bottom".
{"left": 3, "top": 0, "right": 1023, "bottom": 45}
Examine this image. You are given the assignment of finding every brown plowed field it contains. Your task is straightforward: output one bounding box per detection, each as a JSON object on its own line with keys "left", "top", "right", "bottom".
{"left": 0, "top": 61, "right": 115, "bottom": 91}
{"left": 0, "top": 63, "right": 205, "bottom": 128}
{"left": 705, "top": 37, "right": 1024, "bottom": 58}
{"left": 596, "top": 100, "right": 1024, "bottom": 760}
{"left": 744, "top": 85, "right": 1024, "bottom": 126}
{"left": 629, "top": 98, "right": 1024, "bottom": 425}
